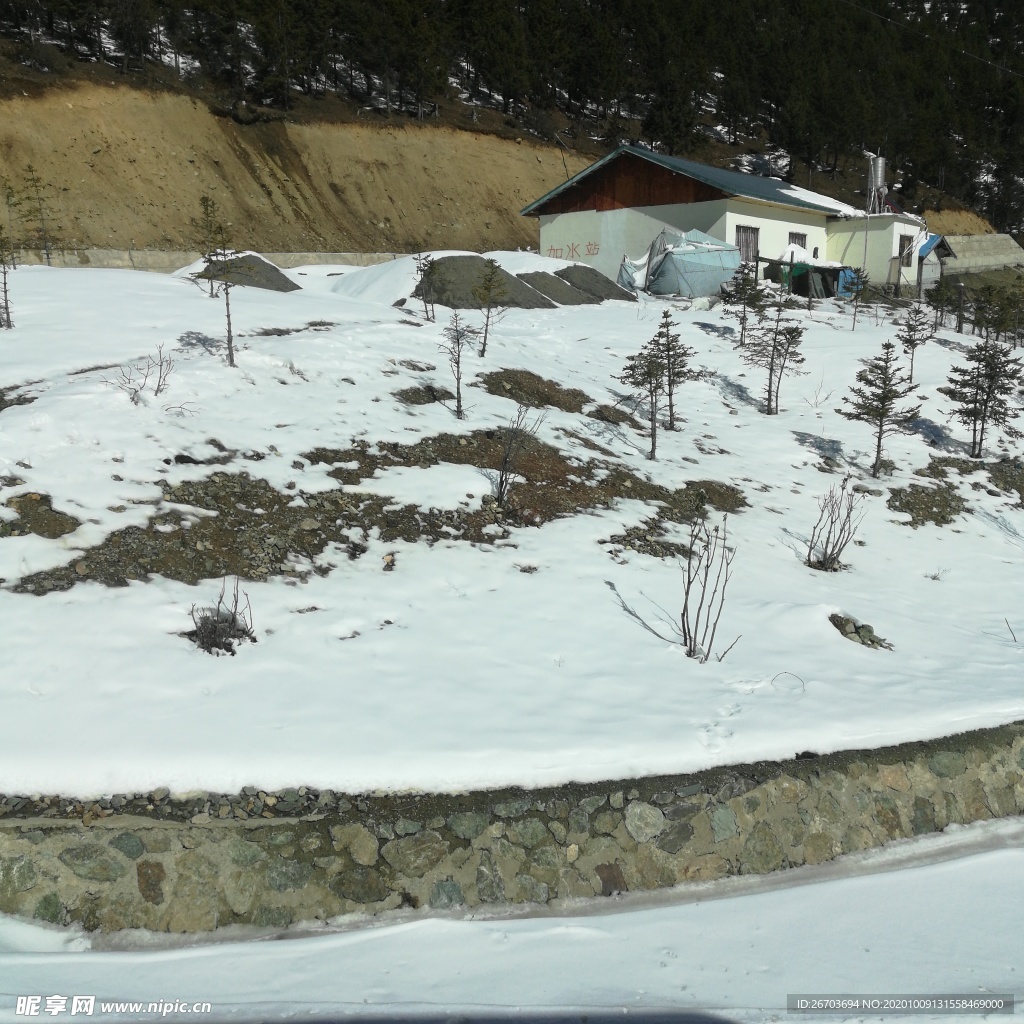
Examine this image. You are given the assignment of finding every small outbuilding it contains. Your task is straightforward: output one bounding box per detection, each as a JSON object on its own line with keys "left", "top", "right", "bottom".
{"left": 938, "top": 234, "right": 1024, "bottom": 279}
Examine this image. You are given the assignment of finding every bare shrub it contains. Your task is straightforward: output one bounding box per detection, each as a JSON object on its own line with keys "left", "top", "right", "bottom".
{"left": 103, "top": 344, "right": 174, "bottom": 405}
{"left": 495, "top": 404, "right": 545, "bottom": 507}
{"left": 186, "top": 577, "right": 255, "bottom": 656}
{"left": 605, "top": 518, "right": 738, "bottom": 665}
{"left": 807, "top": 476, "right": 866, "bottom": 571}
{"left": 680, "top": 516, "right": 737, "bottom": 662}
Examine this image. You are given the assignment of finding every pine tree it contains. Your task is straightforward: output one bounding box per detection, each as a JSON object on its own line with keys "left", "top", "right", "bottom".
{"left": 439, "top": 312, "right": 479, "bottom": 420}
{"left": 926, "top": 278, "right": 958, "bottom": 333}
{"left": 838, "top": 340, "right": 920, "bottom": 478}
{"left": 0, "top": 224, "right": 13, "bottom": 329}
{"left": 650, "top": 309, "right": 702, "bottom": 430}
{"left": 193, "top": 194, "right": 227, "bottom": 298}
{"left": 895, "top": 304, "right": 934, "bottom": 383}
{"left": 938, "top": 337, "right": 1024, "bottom": 458}
{"left": 617, "top": 340, "right": 666, "bottom": 460}
{"left": 414, "top": 253, "right": 437, "bottom": 322}
{"left": 845, "top": 267, "right": 869, "bottom": 331}
{"left": 722, "top": 261, "right": 768, "bottom": 347}
{"left": 771, "top": 322, "right": 806, "bottom": 412}
{"left": 742, "top": 291, "right": 806, "bottom": 415}
{"left": 19, "top": 164, "right": 58, "bottom": 266}
{"left": 0, "top": 176, "right": 19, "bottom": 266}
{"left": 471, "top": 258, "right": 507, "bottom": 357}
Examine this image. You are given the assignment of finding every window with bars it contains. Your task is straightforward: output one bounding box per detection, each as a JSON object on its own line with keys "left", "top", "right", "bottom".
{"left": 899, "top": 235, "right": 914, "bottom": 267}
{"left": 735, "top": 225, "right": 760, "bottom": 265}
{"left": 788, "top": 232, "right": 807, "bottom": 250}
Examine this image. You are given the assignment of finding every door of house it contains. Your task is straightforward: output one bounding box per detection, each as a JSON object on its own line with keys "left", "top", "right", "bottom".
{"left": 736, "top": 225, "right": 760, "bottom": 266}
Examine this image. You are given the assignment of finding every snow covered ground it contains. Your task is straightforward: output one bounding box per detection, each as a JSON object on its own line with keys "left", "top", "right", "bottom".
{"left": 0, "top": 255, "right": 1023, "bottom": 798}
{"left": 1, "top": 816, "right": 1021, "bottom": 1023}
{"left": 2, "top": 253, "right": 1023, "bottom": 1022}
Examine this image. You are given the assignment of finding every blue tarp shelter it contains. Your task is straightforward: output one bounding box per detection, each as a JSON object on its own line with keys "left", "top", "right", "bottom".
{"left": 618, "top": 229, "right": 741, "bottom": 298}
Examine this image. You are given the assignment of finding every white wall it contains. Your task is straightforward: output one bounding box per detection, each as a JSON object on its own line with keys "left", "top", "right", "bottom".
{"left": 537, "top": 199, "right": 829, "bottom": 282}
{"left": 721, "top": 201, "right": 829, "bottom": 268}
{"left": 827, "top": 215, "right": 928, "bottom": 294}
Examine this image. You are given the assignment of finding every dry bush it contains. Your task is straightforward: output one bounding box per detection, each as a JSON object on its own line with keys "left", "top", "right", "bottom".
{"left": 807, "top": 476, "right": 866, "bottom": 571}
{"left": 186, "top": 577, "right": 256, "bottom": 656}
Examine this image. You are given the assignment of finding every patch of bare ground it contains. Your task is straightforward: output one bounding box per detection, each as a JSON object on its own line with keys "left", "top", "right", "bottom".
{"left": 913, "top": 453, "right": 1024, "bottom": 505}
{"left": 585, "top": 403, "right": 643, "bottom": 429}
{"left": 9, "top": 425, "right": 746, "bottom": 594}
{"left": 0, "top": 492, "right": 80, "bottom": 539}
{"left": 0, "top": 383, "right": 42, "bottom": 413}
{"left": 479, "top": 369, "right": 591, "bottom": 413}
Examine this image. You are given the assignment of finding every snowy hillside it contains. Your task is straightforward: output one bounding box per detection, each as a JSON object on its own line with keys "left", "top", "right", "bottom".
{"left": 1, "top": 255, "right": 1023, "bottom": 799}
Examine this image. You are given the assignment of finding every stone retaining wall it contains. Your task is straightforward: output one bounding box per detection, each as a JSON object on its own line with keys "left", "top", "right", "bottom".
{"left": 2, "top": 722, "right": 1022, "bottom": 933}
{"left": 15, "top": 249, "right": 403, "bottom": 273}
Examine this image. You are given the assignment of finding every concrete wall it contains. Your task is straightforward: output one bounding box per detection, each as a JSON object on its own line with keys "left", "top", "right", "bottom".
{"left": 1, "top": 721, "right": 1021, "bottom": 934}
{"left": 14, "top": 250, "right": 404, "bottom": 273}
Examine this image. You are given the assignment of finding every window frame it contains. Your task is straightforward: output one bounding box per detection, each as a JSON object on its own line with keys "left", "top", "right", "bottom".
{"left": 898, "top": 234, "right": 914, "bottom": 268}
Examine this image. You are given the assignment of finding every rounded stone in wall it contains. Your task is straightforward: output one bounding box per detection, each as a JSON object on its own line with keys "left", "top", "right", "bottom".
{"left": 624, "top": 802, "right": 666, "bottom": 843}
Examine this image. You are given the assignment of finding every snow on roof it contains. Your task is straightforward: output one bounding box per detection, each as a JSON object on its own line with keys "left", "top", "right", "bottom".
{"left": 774, "top": 243, "right": 845, "bottom": 268}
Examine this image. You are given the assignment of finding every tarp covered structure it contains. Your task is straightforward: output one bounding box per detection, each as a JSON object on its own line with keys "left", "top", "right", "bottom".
{"left": 762, "top": 244, "right": 854, "bottom": 298}
{"left": 617, "top": 229, "right": 741, "bottom": 298}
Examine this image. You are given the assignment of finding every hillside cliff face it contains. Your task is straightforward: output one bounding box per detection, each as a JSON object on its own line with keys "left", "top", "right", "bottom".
{"left": 0, "top": 84, "right": 589, "bottom": 253}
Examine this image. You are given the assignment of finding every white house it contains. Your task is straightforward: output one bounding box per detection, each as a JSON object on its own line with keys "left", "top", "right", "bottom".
{"left": 521, "top": 145, "right": 931, "bottom": 295}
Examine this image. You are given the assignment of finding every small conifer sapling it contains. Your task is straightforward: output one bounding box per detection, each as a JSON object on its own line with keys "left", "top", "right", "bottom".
{"left": 651, "top": 309, "right": 702, "bottom": 430}
{"left": 846, "top": 267, "right": 869, "bottom": 331}
{"left": 895, "top": 304, "right": 934, "bottom": 383}
{"left": 938, "top": 337, "right": 1023, "bottom": 458}
{"left": 439, "top": 312, "right": 479, "bottom": 420}
{"left": 837, "top": 340, "right": 920, "bottom": 477}
{"left": 742, "top": 291, "right": 806, "bottom": 414}
{"left": 617, "top": 339, "right": 667, "bottom": 460}
{"left": 471, "top": 258, "right": 508, "bottom": 357}
{"left": 0, "top": 224, "right": 14, "bottom": 329}
{"left": 722, "top": 262, "right": 768, "bottom": 346}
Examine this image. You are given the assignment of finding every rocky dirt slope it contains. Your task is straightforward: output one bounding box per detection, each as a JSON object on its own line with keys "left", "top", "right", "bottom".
{"left": 0, "top": 83, "right": 589, "bottom": 253}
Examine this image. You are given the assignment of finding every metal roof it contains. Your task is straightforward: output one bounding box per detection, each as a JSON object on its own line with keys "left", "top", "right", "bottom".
{"left": 521, "top": 145, "right": 855, "bottom": 217}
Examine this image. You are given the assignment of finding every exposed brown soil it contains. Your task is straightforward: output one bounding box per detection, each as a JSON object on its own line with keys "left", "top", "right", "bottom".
{"left": 920, "top": 209, "right": 996, "bottom": 236}
{"left": 0, "top": 81, "right": 590, "bottom": 252}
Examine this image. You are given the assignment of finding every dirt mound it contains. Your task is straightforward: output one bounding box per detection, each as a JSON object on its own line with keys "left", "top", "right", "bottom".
{"left": 555, "top": 265, "right": 636, "bottom": 302}
{"left": 922, "top": 209, "right": 995, "bottom": 236}
{"left": 516, "top": 271, "right": 600, "bottom": 305}
{"left": 416, "top": 255, "right": 555, "bottom": 309}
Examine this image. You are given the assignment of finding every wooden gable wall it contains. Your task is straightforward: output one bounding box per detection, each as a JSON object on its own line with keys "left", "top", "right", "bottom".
{"left": 534, "top": 152, "right": 729, "bottom": 215}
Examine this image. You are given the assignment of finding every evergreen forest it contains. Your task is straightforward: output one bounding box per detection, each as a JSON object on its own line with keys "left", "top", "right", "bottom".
{"left": 3, "top": 0, "right": 1024, "bottom": 230}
